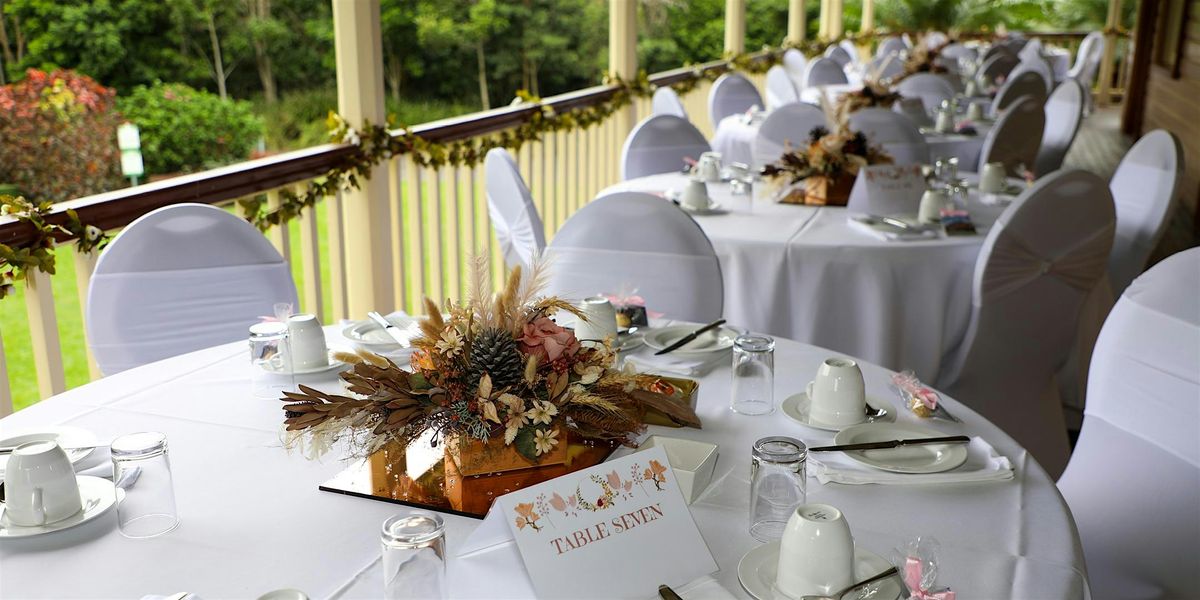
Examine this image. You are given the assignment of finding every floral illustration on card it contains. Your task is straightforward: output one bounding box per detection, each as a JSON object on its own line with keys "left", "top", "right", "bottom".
{"left": 643, "top": 459, "right": 669, "bottom": 490}
{"left": 548, "top": 491, "right": 579, "bottom": 518}
{"left": 514, "top": 501, "right": 544, "bottom": 532}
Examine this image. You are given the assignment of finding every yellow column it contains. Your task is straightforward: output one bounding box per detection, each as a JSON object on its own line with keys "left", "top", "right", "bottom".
{"left": 724, "top": 0, "right": 746, "bottom": 55}
{"left": 1096, "top": 0, "right": 1121, "bottom": 107}
{"left": 861, "top": 0, "right": 874, "bottom": 33}
{"left": 829, "top": 0, "right": 844, "bottom": 40}
{"left": 818, "top": 0, "right": 830, "bottom": 40}
{"left": 788, "top": 0, "right": 807, "bottom": 44}
{"left": 609, "top": 0, "right": 638, "bottom": 139}
{"left": 332, "top": 0, "right": 394, "bottom": 315}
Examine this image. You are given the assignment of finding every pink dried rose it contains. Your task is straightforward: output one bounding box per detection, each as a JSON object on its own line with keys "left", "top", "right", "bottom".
{"left": 518, "top": 316, "right": 580, "bottom": 363}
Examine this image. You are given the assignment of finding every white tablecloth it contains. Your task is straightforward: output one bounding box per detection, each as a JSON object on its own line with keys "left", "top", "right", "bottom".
{"left": 605, "top": 173, "right": 1015, "bottom": 382}
{"left": 0, "top": 326, "right": 1087, "bottom": 599}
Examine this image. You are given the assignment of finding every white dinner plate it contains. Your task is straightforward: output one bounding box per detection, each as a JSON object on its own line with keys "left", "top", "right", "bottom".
{"left": 0, "top": 476, "right": 118, "bottom": 539}
{"left": 0, "top": 427, "right": 97, "bottom": 475}
{"left": 642, "top": 325, "right": 740, "bottom": 358}
{"left": 341, "top": 314, "right": 419, "bottom": 353}
{"left": 833, "top": 422, "right": 970, "bottom": 474}
{"left": 780, "top": 392, "right": 895, "bottom": 432}
{"left": 737, "top": 541, "right": 902, "bottom": 600}
{"left": 613, "top": 333, "right": 644, "bottom": 353}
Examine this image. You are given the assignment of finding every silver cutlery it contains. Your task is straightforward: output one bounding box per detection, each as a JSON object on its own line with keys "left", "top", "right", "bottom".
{"left": 367, "top": 311, "right": 413, "bottom": 348}
{"left": 864, "top": 404, "right": 888, "bottom": 419}
{"left": 0, "top": 444, "right": 105, "bottom": 455}
{"left": 657, "top": 584, "right": 684, "bottom": 600}
{"left": 808, "top": 435, "right": 971, "bottom": 453}
{"left": 654, "top": 319, "right": 726, "bottom": 356}
{"left": 800, "top": 566, "right": 899, "bottom": 600}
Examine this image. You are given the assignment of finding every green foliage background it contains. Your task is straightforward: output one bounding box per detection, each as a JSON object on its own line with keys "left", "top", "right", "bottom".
{"left": 118, "top": 83, "right": 263, "bottom": 174}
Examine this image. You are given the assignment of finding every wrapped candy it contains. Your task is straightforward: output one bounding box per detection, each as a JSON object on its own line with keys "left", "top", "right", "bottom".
{"left": 890, "top": 370, "right": 943, "bottom": 418}
{"left": 602, "top": 287, "right": 658, "bottom": 328}
{"left": 892, "top": 537, "right": 955, "bottom": 600}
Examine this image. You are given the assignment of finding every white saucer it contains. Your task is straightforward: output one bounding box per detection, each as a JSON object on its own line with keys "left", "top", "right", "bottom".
{"left": 614, "top": 333, "right": 645, "bottom": 353}
{"left": 262, "top": 350, "right": 348, "bottom": 376}
{"left": 342, "top": 314, "right": 419, "bottom": 354}
{"left": 737, "top": 541, "right": 903, "bottom": 600}
{"left": 833, "top": 422, "right": 969, "bottom": 474}
{"left": 680, "top": 202, "right": 725, "bottom": 215}
{"left": 0, "top": 476, "right": 118, "bottom": 538}
{"left": 0, "top": 427, "right": 97, "bottom": 475}
{"left": 642, "top": 325, "right": 740, "bottom": 358}
{"left": 780, "top": 392, "right": 895, "bottom": 432}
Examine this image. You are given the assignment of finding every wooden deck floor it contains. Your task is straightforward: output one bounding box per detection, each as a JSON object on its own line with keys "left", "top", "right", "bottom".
{"left": 1062, "top": 107, "right": 1131, "bottom": 179}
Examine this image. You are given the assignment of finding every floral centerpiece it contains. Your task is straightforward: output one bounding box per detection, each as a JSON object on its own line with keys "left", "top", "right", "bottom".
{"left": 895, "top": 41, "right": 951, "bottom": 83}
{"left": 834, "top": 79, "right": 903, "bottom": 122}
{"left": 761, "top": 125, "right": 893, "bottom": 206}
{"left": 280, "top": 257, "right": 700, "bottom": 480}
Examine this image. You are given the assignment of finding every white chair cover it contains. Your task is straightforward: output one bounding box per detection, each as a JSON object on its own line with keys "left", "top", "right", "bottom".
{"left": 1107, "top": 130, "right": 1184, "bottom": 296}
{"left": 708, "top": 72, "right": 763, "bottom": 131}
{"left": 1017, "top": 38, "right": 1044, "bottom": 63}
{"left": 1057, "top": 248, "right": 1200, "bottom": 599}
{"left": 848, "top": 108, "right": 930, "bottom": 165}
{"left": 803, "top": 57, "right": 849, "bottom": 87}
{"left": 977, "top": 52, "right": 1020, "bottom": 88}
{"left": 937, "top": 170, "right": 1116, "bottom": 478}
{"left": 991, "top": 70, "right": 1048, "bottom": 116}
{"left": 485, "top": 148, "right": 547, "bottom": 271}
{"left": 765, "top": 65, "right": 800, "bottom": 110}
{"left": 824, "top": 44, "right": 854, "bottom": 67}
{"left": 876, "top": 36, "right": 908, "bottom": 59}
{"left": 1016, "top": 58, "right": 1055, "bottom": 93}
{"left": 651, "top": 87, "right": 688, "bottom": 120}
{"left": 838, "top": 40, "right": 860, "bottom": 64}
{"left": 924, "top": 31, "right": 949, "bottom": 49}
{"left": 87, "top": 204, "right": 299, "bottom": 375}
{"left": 620, "top": 114, "right": 711, "bottom": 181}
{"left": 1068, "top": 31, "right": 1105, "bottom": 86}
{"left": 896, "top": 73, "right": 956, "bottom": 114}
{"left": 547, "top": 192, "right": 723, "bottom": 323}
{"left": 782, "top": 49, "right": 808, "bottom": 90}
{"left": 751, "top": 102, "right": 829, "bottom": 169}
{"left": 978, "top": 96, "right": 1046, "bottom": 175}
{"left": 869, "top": 53, "right": 905, "bottom": 81}
{"left": 1033, "top": 80, "right": 1085, "bottom": 176}
{"left": 893, "top": 97, "right": 932, "bottom": 127}
{"left": 939, "top": 43, "right": 977, "bottom": 64}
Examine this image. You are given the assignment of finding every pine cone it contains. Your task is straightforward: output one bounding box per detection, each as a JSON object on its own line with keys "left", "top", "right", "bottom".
{"left": 468, "top": 327, "right": 524, "bottom": 390}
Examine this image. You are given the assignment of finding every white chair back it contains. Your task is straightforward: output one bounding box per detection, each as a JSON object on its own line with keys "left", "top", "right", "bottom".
{"left": 87, "top": 203, "right": 299, "bottom": 375}
{"left": 876, "top": 36, "right": 907, "bottom": 58}
{"left": 651, "top": 87, "right": 688, "bottom": 120}
{"left": 937, "top": 170, "right": 1116, "bottom": 478}
{"left": 1033, "top": 80, "right": 1085, "bottom": 176}
{"left": 1057, "top": 248, "right": 1200, "bottom": 599}
{"left": 765, "top": 65, "right": 800, "bottom": 110}
{"left": 991, "top": 70, "right": 1048, "bottom": 116}
{"left": 924, "top": 32, "right": 948, "bottom": 48}
{"left": 848, "top": 108, "right": 930, "bottom": 165}
{"left": 1016, "top": 58, "right": 1054, "bottom": 93}
{"left": 547, "top": 192, "right": 723, "bottom": 323}
{"left": 1017, "top": 38, "right": 1044, "bottom": 62}
{"left": 939, "top": 43, "right": 977, "bottom": 64}
{"left": 869, "top": 53, "right": 905, "bottom": 81}
{"left": 1108, "top": 130, "right": 1184, "bottom": 295}
{"left": 977, "top": 52, "right": 1020, "bottom": 88}
{"left": 620, "top": 114, "right": 711, "bottom": 181}
{"left": 803, "top": 57, "right": 849, "bottom": 87}
{"left": 838, "top": 40, "right": 860, "bottom": 64}
{"left": 893, "top": 97, "right": 932, "bottom": 127}
{"left": 782, "top": 48, "right": 808, "bottom": 90}
{"left": 978, "top": 96, "right": 1046, "bottom": 175}
{"left": 824, "top": 44, "right": 854, "bottom": 67}
{"left": 485, "top": 148, "right": 547, "bottom": 271}
{"left": 751, "top": 102, "right": 829, "bottom": 169}
{"left": 896, "top": 73, "right": 956, "bottom": 114}
{"left": 708, "top": 72, "right": 763, "bottom": 130}
{"left": 1070, "top": 31, "right": 1105, "bottom": 86}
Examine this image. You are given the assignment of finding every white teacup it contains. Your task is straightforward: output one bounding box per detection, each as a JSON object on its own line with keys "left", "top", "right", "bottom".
{"left": 806, "top": 358, "right": 866, "bottom": 426}
{"left": 966, "top": 101, "right": 985, "bottom": 122}
{"left": 678, "top": 179, "right": 712, "bottom": 211}
{"left": 979, "top": 161, "right": 1007, "bottom": 193}
{"left": 934, "top": 109, "right": 955, "bottom": 134}
{"left": 4, "top": 441, "right": 83, "bottom": 526}
{"left": 286, "top": 313, "right": 328, "bottom": 371}
{"left": 574, "top": 296, "right": 618, "bottom": 344}
{"left": 697, "top": 152, "right": 723, "bottom": 182}
{"left": 917, "top": 189, "right": 951, "bottom": 224}
{"left": 776, "top": 503, "right": 855, "bottom": 597}
{"left": 964, "top": 80, "right": 979, "bottom": 98}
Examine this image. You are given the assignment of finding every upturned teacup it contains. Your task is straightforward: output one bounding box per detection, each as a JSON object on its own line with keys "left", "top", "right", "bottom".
{"left": 776, "top": 503, "right": 855, "bottom": 597}
{"left": 286, "top": 313, "right": 328, "bottom": 371}
{"left": 574, "top": 296, "right": 618, "bottom": 344}
{"left": 806, "top": 358, "right": 866, "bottom": 426}
{"left": 4, "top": 441, "right": 83, "bottom": 526}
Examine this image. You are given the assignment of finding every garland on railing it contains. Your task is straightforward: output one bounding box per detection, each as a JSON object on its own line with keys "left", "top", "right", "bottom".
{"left": 0, "top": 194, "right": 108, "bottom": 299}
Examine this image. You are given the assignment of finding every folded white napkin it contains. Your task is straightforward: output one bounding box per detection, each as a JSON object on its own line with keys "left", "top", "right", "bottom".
{"left": 809, "top": 436, "right": 1014, "bottom": 485}
{"left": 672, "top": 575, "right": 737, "bottom": 600}
{"left": 847, "top": 217, "right": 940, "bottom": 242}
{"left": 623, "top": 350, "right": 728, "bottom": 377}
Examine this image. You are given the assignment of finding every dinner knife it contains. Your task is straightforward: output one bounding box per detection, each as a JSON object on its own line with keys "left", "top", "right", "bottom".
{"left": 808, "top": 435, "right": 970, "bottom": 452}
{"left": 657, "top": 584, "right": 684, "bottom": 600}
{"left": 367, "top": 311, "right": 412, "bottom": 348}
{"left": 0, "top": 444, "right": 104, "bottom": 455}
{"left": 653, "top": 319, "right": 727, "bottom": 356}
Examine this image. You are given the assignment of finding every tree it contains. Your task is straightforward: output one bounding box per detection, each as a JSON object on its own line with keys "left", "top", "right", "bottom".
{"left": 244, "top": 0, "right": 286, "bottom": 104}
{"left": 167, "top": 0, "right": 241, "bottom": 101}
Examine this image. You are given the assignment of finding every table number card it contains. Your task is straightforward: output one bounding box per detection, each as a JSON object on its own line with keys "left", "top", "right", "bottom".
{"left": 459, "top": 446, "right": 718, "bottom": 599}
{"left": 848, "top": 164, "right": 927, "bottom": 216}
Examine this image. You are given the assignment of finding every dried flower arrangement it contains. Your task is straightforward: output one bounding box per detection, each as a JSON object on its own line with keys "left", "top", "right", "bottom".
{"left": 834, "top": 80, "right": 903, "bottom": 122}
{"left": 280, "top": 255, "right": 700, "bottom": 464}
{"left": 896, "top": 40, "right": 953, "bottom": 83}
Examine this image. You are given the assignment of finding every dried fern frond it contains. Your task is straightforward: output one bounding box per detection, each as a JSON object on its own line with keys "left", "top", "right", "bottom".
{"left": 514, "top": 252, "right": 551, "bottom": 309}
{"left": 418, "top": 297, "right": 446, "bottom": 341}
{"left": 468, "top": 253, "right": 495, "bottom": 328}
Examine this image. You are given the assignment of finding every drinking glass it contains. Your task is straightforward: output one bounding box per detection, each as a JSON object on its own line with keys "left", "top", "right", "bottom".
{"left": 749, "top": 436, "right": 807, "bottom": 542}
{"left": 382, "top": 511, "right": 447, "bottom": 600}
{"left": 730, "top": 334, "right": 775, "bottom": 415}
{"left": 249, "top": 321, "right": 293, "bottom": 398}
{"left": 111, "top": 432, "right": 179, "bottom": 539}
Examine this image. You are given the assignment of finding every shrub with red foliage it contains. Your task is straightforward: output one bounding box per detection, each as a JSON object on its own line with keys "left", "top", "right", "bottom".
{"left": 0, "top": 69, "right": 124, "bottom": 202}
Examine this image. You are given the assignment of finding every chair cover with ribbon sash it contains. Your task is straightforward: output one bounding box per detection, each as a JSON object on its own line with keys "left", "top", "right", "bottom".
{"left": 782, "top": 48, "right": 808, "bottom": 90}
{"left": 620, "top": 114, "right": 711, "bottom": 181}
{"left": 1108, "top": 129, "right": 1184, "bottom": 296}
{"left": 991, "top": 70, "right": 1048, "bottom": 116}
{"left": 848, "top": 108, "right": 930, "bottom": 165}
{"left": 547, "top": 192, "right": 723, "bottom": 323}
{"left": 751, "top": 102, "right": 829, "bottom": 169}
{"left": 896, "top": 73, "right": 957, "bottom": 114}
{"left": 824, "top": 44, "right": 854, "bottom": 67}
{"left": 977, "top": 52, "right": 1020, "bottom": 90}
{"left": 1057, "top": 247, "right": 1200, "bottom": 599}
{"left": 978, "top": 96, "right": 1046, "bottom": 175}
{"left": 876, "top": 36, "right": 908, "bottom": 59}
{"left": 1016, "top": 57, "right": 1055, "bottom": 93}
{"left": 651, "top": 87, "right": 688, "bottom": 120}
{"left": 1033, "top": 80, "right": 1085, "bottom": 176}
{"left": 937, "top": 170, "right": 1116, "bottom": 478}
{"left": 708, "top": 72, "right": 763, "bottom": 131}
{"left": 765, "top": 65, "right": 800, "bottom": 110}
{"left": 87, "top": 204, "right": 299, "bottom": 375}
{"left": 485, "top": 148, "right": 547, "bottom": 271}
{"left": 803, "top": 57, "right": 849, "bottom": 87}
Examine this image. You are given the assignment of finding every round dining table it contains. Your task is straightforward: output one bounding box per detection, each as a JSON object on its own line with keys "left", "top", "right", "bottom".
{"left": 0, "top": 325, "right": 1087, "bottom": 599}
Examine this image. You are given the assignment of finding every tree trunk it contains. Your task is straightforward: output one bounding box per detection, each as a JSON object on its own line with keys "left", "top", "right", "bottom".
{"left": 0, "top": 2, "right": 15, "bottom": 68}
{"left": 385, "top": 52, "right": 402, "bottom": 103}
{"left": 206, "top": 9, "right": 228, "bottom": 101}
{"left": 476, "top": 41, "right": 490, "bottom": 110}
{"left": 248, "top": 0, "right": 277, "bottom": 104}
